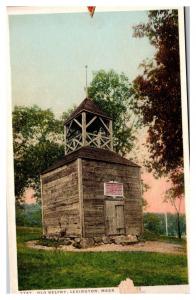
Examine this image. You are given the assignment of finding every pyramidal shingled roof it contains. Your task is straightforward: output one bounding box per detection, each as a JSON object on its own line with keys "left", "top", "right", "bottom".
{"left": 64, "top": 98, "right": 112, "bottom": 124}
{"left": 41, "top": 146, "right": 140, "bottom": 175}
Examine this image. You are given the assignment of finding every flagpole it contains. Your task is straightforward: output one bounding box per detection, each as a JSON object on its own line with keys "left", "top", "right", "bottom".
{"left": 165, "top": 212, "right": 168, "bottom": 236}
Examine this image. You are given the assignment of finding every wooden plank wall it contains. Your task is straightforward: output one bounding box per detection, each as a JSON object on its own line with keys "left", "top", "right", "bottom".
{"left": 82, "top": 160, "right": 143, "bottom": 237}
{"left": 41, "top": 161, "right": 81, "bottom": 237}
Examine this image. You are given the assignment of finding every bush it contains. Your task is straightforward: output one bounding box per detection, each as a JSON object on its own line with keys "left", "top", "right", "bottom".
{"left": 16, "top": 203, "right": 42, "bottom": 227}
{"left": 144, "top": 213, "right": 162, "bottom": 235}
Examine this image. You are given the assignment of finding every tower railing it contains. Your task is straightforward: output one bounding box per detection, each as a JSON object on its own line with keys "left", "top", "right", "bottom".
{"left": 64, "top": 110, "right": 113, "bottom": 154}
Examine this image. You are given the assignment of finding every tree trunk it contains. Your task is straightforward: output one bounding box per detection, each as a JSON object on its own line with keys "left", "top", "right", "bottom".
{"left": 176, "top": 212, "right": 181, "bottom": 239}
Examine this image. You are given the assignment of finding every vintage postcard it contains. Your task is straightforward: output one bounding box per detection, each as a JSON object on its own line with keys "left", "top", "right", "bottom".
{"left": 7, "top": 6, "right": 189, "bottom": 294}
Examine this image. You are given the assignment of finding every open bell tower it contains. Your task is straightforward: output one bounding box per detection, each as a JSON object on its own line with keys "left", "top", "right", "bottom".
{"left": 41, "top": 96, "right": 143, "bottom": 243}
{"left": 64, "top": 98, "right": 113, "bottom": 154}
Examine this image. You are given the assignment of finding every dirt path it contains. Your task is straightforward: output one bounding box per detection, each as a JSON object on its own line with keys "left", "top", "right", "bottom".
{"left": 26, "top": 240, "right": 186, "bottom": 255}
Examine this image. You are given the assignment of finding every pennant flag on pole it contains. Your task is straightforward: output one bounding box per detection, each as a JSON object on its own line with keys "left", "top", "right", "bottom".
{"left": 87, "top": 6, "right": 96, "bottom": 17}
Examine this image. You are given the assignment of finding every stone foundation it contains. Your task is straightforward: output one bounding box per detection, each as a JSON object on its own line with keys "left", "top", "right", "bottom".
{"left": 42, "top": 235, "right": 139, "bottom": 249}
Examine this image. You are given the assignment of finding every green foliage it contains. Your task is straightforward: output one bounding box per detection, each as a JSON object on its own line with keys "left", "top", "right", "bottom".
{"left": 88, "top": 70, "right": 139, "bottom": 156}
{"left": 16, "top": 227, "right": 188, "bottom": 290}
{"left": 144, "top": 213, "right": 186, "bottom": 237}
{"left": 16, "top": 204, "right": 42, "bottom": 227}
{"left": 144, "top": 213, "right": 162, "bottom": 234}
{"left": 131, "top": 10, "right": 183, "bottom": 179}
{"left": 13, "top": 105, "right": 65, "bottom": 201}
{"left": 167, "top": 212, "right": 186, "bottom": 239}
{"left": 164, "top": 171, "right": 185, "bottom": 239}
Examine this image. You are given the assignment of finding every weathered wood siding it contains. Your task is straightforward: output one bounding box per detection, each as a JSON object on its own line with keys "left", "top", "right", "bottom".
{"left": 82, "top": 160, "right": 143, "bottom": 237}
{"left": 41, "top": 161, "right": 81, "bottom": 237}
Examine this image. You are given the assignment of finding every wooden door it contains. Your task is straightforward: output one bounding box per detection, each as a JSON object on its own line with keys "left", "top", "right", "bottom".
{"left": 105, "top": 201, "right": 125, "bottom": 235}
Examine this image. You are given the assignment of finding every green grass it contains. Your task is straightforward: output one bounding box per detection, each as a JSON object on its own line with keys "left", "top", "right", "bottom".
{"left": 141, "top": 230, "right": 187, "bottom": 246}
{"left": 17, "top": 226, "right": 42, "bottom": 244}
{"left": 16, "top": 227, "right": 188, "bottom": 290}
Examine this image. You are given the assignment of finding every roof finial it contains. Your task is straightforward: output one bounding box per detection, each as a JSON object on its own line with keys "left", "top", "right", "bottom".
{"left": 85, "top": 65, "right": 88, "bottom": 98}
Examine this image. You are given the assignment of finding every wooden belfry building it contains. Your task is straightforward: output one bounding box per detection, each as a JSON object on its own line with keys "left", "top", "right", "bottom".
{"left": 41, "top": 98, "right": 143, "bottom": 247}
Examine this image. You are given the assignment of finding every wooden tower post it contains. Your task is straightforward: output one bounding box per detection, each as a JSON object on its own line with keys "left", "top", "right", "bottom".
{"left": 82, "top": 112, "right": 87, "bottom": 146}
{"left": 64, "top": 98, "right": 113, "bottom": 154}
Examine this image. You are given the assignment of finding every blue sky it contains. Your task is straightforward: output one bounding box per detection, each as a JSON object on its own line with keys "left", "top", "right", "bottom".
{"left": 9, "top": 10, "right": 155, "bottom": 117}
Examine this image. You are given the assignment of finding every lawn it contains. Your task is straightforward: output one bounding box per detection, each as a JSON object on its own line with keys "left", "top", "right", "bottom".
{"left": 141, "top": 229, "right": 187, "bottom": 246}
{"left": 16, "top": 227, "right": 188, "bottom": 291}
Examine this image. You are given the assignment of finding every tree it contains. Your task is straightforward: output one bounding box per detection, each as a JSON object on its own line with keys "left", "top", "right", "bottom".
{"left": 131, "top": 10, "right": 183, "bottom": 179}
{"left": 143, "top": 212, "right": 186, "bottom": 237}
{"left": 164, "top": 168, "right": 184, "bottom": 239}
{"left": 88, "top": 70, "right": 139, "bottom": 156}
{"left": 167, "top": 213, "right": 186, "bottom": 237}
{"left": 13, "top": 105, "right": 65, "bottom": 202}
{"left": 16, "top": 203, "right": 42, "bottom": 227}
{"left": 144, "top": 213, "right": 161, "bottom": 234}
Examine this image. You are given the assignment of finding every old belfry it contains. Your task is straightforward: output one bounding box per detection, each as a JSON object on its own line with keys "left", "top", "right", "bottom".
{"left": 41, "top": 98, "right": 143, "bottom": 247}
